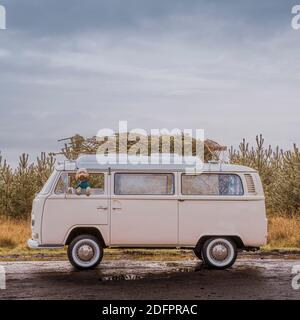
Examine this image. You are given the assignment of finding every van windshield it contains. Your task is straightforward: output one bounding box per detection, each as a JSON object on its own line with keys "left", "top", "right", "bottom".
{"left": 39, "top": 170, "right": 58, "bottom": 195}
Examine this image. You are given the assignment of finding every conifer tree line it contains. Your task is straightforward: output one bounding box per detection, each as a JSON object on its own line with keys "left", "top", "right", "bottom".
{"left": 0, "top": 134, "right": 299, "bottom": 219}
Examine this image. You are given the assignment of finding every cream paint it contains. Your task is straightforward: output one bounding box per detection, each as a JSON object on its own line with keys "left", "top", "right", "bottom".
{"left": 41, "top": 173, "right": 110, "bottom": 244}
{"left": 34, "top": 166, "right": 267, "bottom": 249}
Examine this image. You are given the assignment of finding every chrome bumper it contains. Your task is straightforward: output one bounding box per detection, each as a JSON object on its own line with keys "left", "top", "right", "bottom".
{"left": 27, "top": 239, "right": 39, "bottom": 249}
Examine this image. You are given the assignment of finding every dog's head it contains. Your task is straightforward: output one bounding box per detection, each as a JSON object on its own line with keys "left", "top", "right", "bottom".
{"left": 75, "top": 168, "right": 89, "bottom": 181}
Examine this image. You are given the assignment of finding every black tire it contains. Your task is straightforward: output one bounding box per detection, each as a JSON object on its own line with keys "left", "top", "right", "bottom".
{"left": 201, "top": 237, "right": 237, "bottom": 269}
{"left": 67, "top": 234, "right": 103, "bottom": 270}
{"left": 193, "top": 248, "right": 203, "bottom": 260}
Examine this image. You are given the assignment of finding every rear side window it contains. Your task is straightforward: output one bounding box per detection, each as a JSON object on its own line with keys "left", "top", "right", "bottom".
{"left": 181, "top": 174, "right": 244, "bottom": 195}
{"left": 115, "top": 173, "right": 174, "bottom": 195}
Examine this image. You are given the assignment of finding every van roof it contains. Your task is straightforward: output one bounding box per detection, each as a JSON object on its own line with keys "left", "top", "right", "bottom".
{"left": 56, "top": 154, "right": 256, "bottom": 173}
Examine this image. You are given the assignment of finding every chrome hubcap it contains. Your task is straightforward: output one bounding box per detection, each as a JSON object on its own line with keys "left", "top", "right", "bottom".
{"left": 77, "top": 244, "right": 94, "bottom": 261}
{"left": 211, "top": 243, "right": 228, "bottom": 261}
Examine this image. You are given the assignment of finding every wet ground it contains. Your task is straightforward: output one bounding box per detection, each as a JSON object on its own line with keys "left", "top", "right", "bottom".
{"left": 0, "top": 256, "right": 300, "bottom": 299}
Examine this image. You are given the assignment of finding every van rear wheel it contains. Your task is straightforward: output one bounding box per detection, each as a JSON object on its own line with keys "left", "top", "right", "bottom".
{"left": 67, "top": 234, "right": 103, "bottom": 270}
{"left": 201, "top": 237, "right": 237, "bottom": 269}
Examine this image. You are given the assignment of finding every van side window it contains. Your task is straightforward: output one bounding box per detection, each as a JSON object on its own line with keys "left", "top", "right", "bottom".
{"left": 54, "top": 173, "right": 105, "bottom": 195}
{"left": 115, "top": 173, "right": 174, "bottom": 195}
{"left": 181, "top": 174, "right": 244, "bottom": 196}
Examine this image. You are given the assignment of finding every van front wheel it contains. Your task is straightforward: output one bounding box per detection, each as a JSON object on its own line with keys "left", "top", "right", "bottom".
{"left": 193, "top": 248, "right": 203, "bottom": 260}
{"left": 67, "top": 234, "right": 103, "bottom": 270}
{"left": 202, "top": 237, "right": 237, "bottom": 269}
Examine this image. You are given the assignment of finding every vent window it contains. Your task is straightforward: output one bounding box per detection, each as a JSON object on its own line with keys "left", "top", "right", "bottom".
{"left": 244, "top": 174, "right": 256, "bottom": 194}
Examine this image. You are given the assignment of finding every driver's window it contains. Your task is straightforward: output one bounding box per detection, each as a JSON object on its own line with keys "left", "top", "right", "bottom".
{"left": 54, "top": 172, "right": 105, "bottom": 195}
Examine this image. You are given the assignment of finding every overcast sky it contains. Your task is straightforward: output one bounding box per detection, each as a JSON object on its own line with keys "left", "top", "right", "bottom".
{"left": 0, "top": 0, "right": 299, "bottom": 166}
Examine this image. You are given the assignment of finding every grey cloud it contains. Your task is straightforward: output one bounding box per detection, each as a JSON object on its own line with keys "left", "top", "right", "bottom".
{"left": 1, "top": 0, "right": 296, "bottom": 37}
{"left": 0, "top": 0, "right": 299, "bottom": 164}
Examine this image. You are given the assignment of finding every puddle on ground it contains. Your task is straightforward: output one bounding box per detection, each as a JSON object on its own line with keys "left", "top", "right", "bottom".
{"left": 94, "top": 258, "right": 281, "bottom": 282}
{"left": 97, "top": 262, "right": 203, "bottom": 282}
{"left": 99, "top": 274, "right": 144, "bottom": 281}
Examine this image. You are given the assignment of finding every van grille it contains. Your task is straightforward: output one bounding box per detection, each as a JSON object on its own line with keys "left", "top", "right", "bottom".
{"left": 244, "top": 174, "right": 256, "bottom": 194}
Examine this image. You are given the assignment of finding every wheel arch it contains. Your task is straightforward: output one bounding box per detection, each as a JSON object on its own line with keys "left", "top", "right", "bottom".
{"left": 65, "top": 226, "right": 107, "bottom": 248}
{"left": 195, "top": 235, "right": 244, "bottom": 251}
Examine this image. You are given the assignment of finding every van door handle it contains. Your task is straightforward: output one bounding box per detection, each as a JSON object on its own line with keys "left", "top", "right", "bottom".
{"left": 97, "top": 206, "right": 108, "bottom": 210}
{"left": 112, "top": 207, "right": 122, "bottom": 210}
{"left": 178, "top": 199, "right": 185, "bottom": 202}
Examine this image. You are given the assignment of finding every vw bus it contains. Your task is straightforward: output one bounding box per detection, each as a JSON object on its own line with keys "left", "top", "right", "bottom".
{"left": 28, "top": 154, "right": 267, "bottom": 270}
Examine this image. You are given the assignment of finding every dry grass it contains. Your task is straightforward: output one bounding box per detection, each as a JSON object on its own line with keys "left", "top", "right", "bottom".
{"left": 266, "top": 215, "right": 300, "bottom": 250}
{"left": 0, "top": 217, "right": 31, "bottom": 252}
{"left": 0, "top": 217, "right": 67, "bottom": 260}
{"left": 0, "top": 215, "right": 300, "bottom": 259}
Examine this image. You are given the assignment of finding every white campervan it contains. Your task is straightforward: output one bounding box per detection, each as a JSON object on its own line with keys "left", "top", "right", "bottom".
{"left": 28, "top": 154, "right": 267, "bottom": 270}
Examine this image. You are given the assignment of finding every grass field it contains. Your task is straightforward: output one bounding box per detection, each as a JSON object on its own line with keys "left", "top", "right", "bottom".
{"left": 265, "top": 215, "right": 300, "bottom": 250}
{"left": 0, "top": 215, "right": 300, "bottom": 261}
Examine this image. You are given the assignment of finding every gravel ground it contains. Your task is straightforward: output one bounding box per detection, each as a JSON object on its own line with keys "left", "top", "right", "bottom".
{"left": 0, "top": 256, "right": 300, "bottom": 299}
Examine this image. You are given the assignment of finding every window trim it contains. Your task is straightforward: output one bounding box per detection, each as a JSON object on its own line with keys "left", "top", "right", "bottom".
{"left": 181, "top": 173, "right": 244, "bottom": 196}
{"left": 114, "top": 172, "right": 175, "bottom": 196}
{"left": 39, "top": 169, "right": 60, "bottom": 195}
{"left": 53, "top": 171, "right": 106, "bottom": 196}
